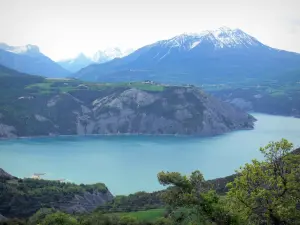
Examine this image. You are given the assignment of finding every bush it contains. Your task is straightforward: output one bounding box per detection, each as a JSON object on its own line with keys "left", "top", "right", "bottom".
{"left": 41, "top": 212, "right": 79, "bottom": 225}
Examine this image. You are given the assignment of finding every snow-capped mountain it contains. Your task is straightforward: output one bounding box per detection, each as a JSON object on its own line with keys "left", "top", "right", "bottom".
{"left": 91, "top": 47, "right": 133, "bottom": 63}
{"left": 0, "top": 43, "right": 70, "bottom": 77}
{"left": 58, "top": 48, "right": 134, "bottom": 72}
{"left": 74, "top": 27, "right": 300, "bottom": 84}
{"left": 157, "top": 27, "right": 263, "bottom": 50}
{"left": 0, "top": 43, "right": 42, "bottom": 56}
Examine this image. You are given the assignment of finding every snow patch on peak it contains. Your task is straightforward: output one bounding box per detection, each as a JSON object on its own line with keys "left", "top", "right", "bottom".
{"left": 190, "top": 41, "right": 201, "bottom": 49}
{"left": 0, "top": 43, "right": 41, "bottom": 56}
{"left": 24, "top": 44, "right": 40, "bottom": 52}
{"left": 197, "top": 27, "right": 261, "bottom": 49}
{"left": 157, "top": 27, "right": 262, "bottom": 50}
{"left": 58, "top": 47, "right": 134, "bottom": 71}
{"left": 90, "top": 47, "right": 134, "bottom": 63}
{"left": 218, "top": 26, "right": 233, "bottom": 33}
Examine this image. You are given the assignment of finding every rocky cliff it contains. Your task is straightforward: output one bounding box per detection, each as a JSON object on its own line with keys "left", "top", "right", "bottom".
{"left": 0, "top": 78, "right": 255, "bottom": 138}
{"left": 0, "top": 168, "right": 15, "bottom": 180}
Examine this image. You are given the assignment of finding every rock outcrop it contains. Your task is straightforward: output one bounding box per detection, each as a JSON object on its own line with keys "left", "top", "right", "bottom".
{"left": 0, "top": 123, "right": 17, "bottom": 138}
{"left": 0, "top": 168, "right": 15, "bottom": 180}
{"left": 88, "top": 87, "right": 255, "bottom": 135}
{"left": 60, "top": 191, "right": 114, "bottom": 214}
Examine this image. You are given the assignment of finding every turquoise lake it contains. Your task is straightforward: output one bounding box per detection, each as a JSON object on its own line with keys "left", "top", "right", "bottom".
{"left": 0, "top": 113, "right": 300, "bottom": 195}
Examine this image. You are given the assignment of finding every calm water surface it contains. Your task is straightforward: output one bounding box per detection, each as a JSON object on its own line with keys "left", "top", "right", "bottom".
{"left": 0, "top": 113, "right": 300, "bottom": 195}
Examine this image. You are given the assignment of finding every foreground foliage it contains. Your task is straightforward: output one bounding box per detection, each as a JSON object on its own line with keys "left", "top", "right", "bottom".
{"left": 157, "top": 139, "right": 300, "bottom": 225}
{"left": 97, "top": 192, "right": 164, "bottom": 213}
{"left": 157, "top": 171, "right": 240, "bottom": 224}
{"left": 227, "top": 139, "right": 300, "bottom": 224}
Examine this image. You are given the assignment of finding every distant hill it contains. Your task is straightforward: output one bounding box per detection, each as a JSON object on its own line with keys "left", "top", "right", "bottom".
{"left": 0, "top": 43, "right": 70, "bottom": 78}
{"left": 73, "top": 27, "right": 300, "bottom": 84}
{"left": 0, "top": 64, "right": 30, "bottom": 77}
{"left": 58, "top": 53, "right": 94, "bottom": 73}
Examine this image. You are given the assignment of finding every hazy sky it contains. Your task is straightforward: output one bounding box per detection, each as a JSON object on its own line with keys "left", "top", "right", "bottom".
{"left": 0, "top": 0, "right": 299, "bottom": 60}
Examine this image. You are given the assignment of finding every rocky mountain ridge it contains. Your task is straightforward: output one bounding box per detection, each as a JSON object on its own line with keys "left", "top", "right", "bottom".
{"left": 0, "top": 43, "right": 70, "bottom": 77}
{"left": 0, "top": 43, "right": 41, "bottom": 57}
{"left": 154, "top": 27, "right": 263, "bottom": 50}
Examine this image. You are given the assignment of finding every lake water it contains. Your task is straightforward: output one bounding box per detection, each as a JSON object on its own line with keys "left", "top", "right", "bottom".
{"left": 0, "top": 113, "right": 300, "bottom": 195}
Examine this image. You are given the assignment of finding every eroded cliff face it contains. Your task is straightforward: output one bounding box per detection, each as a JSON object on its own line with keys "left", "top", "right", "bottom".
{"left": 86, "top": 87, "right": 255, "bottom": 135}
{"left": 60, "top": 191, "right": 114, "bottom": 214}
{"left": 0, "top": 113, "right": 17, "bottom": 138}
{"left": 0, "top": 85, "right": 255, "bottom": 138}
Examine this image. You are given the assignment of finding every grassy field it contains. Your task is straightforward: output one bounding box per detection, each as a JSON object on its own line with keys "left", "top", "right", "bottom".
{"left": 87, "top": 82, "right": 165, "bottom": 91}
{"left": 26, "top": 80, "right": 166, "bottom": 94}
{"left": 110, "top": 208, "right": 165, "bottom": 222}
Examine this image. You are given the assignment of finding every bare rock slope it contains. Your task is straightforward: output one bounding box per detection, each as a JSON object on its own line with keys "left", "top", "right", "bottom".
{"left": 85, "top": 87, "right": 255, "bottom": 135}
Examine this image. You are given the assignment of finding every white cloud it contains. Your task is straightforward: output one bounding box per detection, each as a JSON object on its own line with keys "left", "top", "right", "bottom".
{"left": 0, "top": 0, "right": 299, "bottom": 60}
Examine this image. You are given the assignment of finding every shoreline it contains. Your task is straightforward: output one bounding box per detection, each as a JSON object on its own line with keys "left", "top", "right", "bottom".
{"left": 0, "top": 126, "right": 255, "bottom": 141}
{"left": 1, "top": 112, "right": 299, "bottom": 141}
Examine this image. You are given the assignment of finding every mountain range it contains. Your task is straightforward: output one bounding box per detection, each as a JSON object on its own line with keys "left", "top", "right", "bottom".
{"left": 58, "top": 47, "right": 133, "bottom": 72}
{"left": 73, "top": 27, "right": 300, "bottom": 84}
{"left": 0, "top": 43, "right": 70, "bottom": 77}
{"left": 1, "top": 27, "right": 300, "bottom": 84}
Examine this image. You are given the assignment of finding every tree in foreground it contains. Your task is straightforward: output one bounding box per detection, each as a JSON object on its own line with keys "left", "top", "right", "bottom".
{"left": 41, "top": 212, "right": 79, "bottom": 225}
{"left": 227, "top": 139, "right": 300, "bottom": 225}
{"left": 27, "top": 208, "right": 57, "bottom": 225}
{"left": 157, "top": 170, "right": 239, "bottom": 224}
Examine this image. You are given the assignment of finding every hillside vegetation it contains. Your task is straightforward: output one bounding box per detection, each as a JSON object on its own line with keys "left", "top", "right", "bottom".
{"left": 0, "top": 176, "right": 111, "bottom": 218}
{"left": 206, "top": 73, "right": 300, "bottom": 117}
